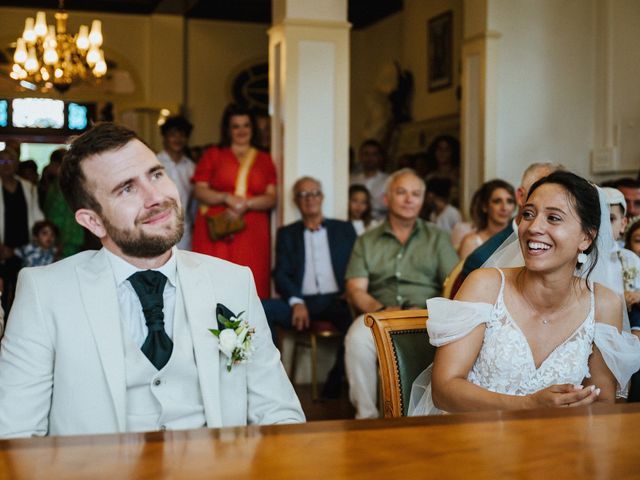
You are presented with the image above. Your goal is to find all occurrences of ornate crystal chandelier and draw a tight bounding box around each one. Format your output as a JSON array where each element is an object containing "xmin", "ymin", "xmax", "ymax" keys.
[{"xmin": 10, "ymin": 0, "xmax": 107, "ymax": 93}]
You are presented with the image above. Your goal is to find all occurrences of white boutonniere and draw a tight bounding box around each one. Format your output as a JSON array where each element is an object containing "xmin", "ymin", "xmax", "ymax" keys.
[{"xmin": 209, "ymin": 303, "xmax": 255, "ymax": 372}]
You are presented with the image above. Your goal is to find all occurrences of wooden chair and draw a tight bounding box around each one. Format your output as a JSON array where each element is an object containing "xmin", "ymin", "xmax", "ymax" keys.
[
  {"xmin": 289, "ymin": 320, "xmax": 344, "ymax": 401},
  {"xmin": 364, "ymin": 309, "xmax": 434, "ymax": 418},
  {"xmin": 442, "ymin": 259, "xmax": 464, "ymax": 299}
]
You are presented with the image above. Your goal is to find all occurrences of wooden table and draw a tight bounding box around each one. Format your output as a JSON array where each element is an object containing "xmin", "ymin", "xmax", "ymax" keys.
[{"xmin": 0, "ymin": 403, "xmax": 638, "ymax": 479}]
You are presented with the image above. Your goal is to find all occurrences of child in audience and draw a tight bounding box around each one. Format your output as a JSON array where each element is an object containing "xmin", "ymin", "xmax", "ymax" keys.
[
  {"xmin": 348, "ymin": 184, "xmax": 379, "ymax": 235},
  {"xmin": 626, "ymin": 217, "xmax": 640, "ymax": 257},
  {"xmin": 14, "ymin": 220, "xmax": 58, "ymax": 268},
  {"xmin": 424, "ymin": 176, "xmax": 462, "ymax": 234},
  {"xmin": 604, "ymin": 188, "xmax": 640, "ymax": 337}
]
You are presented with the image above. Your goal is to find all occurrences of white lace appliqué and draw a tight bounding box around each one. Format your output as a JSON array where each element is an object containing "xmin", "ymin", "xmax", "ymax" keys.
[{"xmin": 467, "ymin": 281, "xmax": 595, "ymax": 396}]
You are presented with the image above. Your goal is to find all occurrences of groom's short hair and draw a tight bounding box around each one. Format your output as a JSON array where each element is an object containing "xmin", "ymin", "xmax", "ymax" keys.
[{"xmin": 59, "ymin": 123, "xmax": 140, "ymax": 213}]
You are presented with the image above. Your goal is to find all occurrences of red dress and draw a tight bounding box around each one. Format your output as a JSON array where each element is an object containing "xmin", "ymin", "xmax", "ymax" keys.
[{"xmin": 191, "ymin": 147, "xmax": 276, "ymax": 299}]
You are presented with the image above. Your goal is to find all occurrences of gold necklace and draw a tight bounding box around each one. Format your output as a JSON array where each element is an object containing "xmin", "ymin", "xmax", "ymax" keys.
[{"xmin": 516, "ymin": 271, "xmax": 578, "ymax": 326}]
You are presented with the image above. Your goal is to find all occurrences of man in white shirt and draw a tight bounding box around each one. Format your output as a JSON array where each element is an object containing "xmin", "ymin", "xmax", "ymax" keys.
[
  {"xmin": 350, "ymin": 140, "xmax": 389, "ymax": 220},
  {"xmin": 157, "ymin": 116, "xmax": 195, "ymax": 250},
  {"xmin": 0, "ymin": 123, "xmax": 304, "ymax": 438}
]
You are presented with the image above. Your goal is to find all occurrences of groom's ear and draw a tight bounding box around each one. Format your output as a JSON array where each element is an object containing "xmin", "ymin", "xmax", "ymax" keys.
[{"xmin": 75, "ymin": 208, "xmax": 107, "ymax": 239}]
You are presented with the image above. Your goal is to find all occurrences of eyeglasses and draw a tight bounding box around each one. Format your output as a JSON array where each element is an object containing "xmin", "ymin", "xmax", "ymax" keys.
[{"xmin": 295, "ymin": 189, "xmax": 322, "ymax": 200}]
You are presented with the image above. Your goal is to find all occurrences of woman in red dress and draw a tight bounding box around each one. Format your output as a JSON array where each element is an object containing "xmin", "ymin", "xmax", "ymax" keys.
[{"xmin": 192, "ymin": 104, "xmax": 277, "ymax": 299}]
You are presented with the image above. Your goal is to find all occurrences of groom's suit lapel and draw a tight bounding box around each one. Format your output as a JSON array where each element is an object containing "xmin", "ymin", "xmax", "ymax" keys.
[
  {"xmin": 176, "ymin": 251, "xmax": 223, "ymax": 428},
  {"xmin": 76, "ymin": 249, "xmax": 127, "ymax": 432}
]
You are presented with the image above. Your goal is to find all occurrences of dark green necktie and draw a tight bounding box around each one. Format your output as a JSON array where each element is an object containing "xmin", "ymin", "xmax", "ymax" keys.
[{"xmin": 128, "ymin": 270, "xmax": 173, "ymax": 370}]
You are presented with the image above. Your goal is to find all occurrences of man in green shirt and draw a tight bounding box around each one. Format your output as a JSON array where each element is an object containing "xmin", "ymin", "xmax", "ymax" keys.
[{"xmin": 344, "ymin": 168, "xmax": 458, "ymax": 418}]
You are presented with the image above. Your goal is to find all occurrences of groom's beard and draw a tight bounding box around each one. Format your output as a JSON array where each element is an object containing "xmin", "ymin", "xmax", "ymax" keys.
[{"xmin": 103, "ymin": 199, "xmax": 185, "ymax": 258}]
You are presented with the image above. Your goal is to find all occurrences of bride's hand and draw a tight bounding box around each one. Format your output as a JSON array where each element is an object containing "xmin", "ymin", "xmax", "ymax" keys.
[{"xmin": 528, "ymin": 384, "xmax": 600, "ymax": 408}]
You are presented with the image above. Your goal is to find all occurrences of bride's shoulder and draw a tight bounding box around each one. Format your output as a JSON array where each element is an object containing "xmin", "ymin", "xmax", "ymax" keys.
[
  {"xmin": 592, "ymin": 282, "xmax": 623, "ymax": 329},
  {"xmin": 455, "ymin": 267, "xmax": 505, "ymax": 304}
]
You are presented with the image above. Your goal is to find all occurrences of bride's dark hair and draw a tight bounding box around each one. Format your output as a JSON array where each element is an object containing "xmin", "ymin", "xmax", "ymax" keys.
[{"xmin": 526, "ymin": 171, "xmax": 601, "ymax": 281}]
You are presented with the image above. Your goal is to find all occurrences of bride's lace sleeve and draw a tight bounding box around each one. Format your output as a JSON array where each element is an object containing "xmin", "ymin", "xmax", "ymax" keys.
[
  {"xmin": 593, "ymin": 323, "xmax": 640, "ymax": 396},
  {"xmin": 427, "ymin": 297, "xmax": 493, "ymax": 346},
  {"xmin": 409, "ymin": 298, "xmax": 493, "ymax": 416}
]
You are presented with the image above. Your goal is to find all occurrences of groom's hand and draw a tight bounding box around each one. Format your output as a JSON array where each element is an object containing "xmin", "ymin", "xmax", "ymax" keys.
[{"xmin": 291, "ymin": 303, "xmax": 310, "ymax": 331}]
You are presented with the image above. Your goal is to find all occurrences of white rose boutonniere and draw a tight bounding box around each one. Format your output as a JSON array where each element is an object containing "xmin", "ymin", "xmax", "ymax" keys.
[{"xmin": 209, "ymin": 303, "xmax": 255, "ymax": 372}]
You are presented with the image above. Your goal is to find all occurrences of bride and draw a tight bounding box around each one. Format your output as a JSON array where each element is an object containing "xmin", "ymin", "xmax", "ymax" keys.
[{"xmin": 409, "ymin": 171, "xmax": 640, "ymax": 415}]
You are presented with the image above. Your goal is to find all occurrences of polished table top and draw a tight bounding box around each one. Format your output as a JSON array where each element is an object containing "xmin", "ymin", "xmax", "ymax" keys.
[{"xmin": 1, "ymin": 403, "xmax": 638, "ymax": 479}]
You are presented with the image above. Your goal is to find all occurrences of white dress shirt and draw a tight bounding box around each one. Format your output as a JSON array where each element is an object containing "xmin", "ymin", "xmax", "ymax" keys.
[
  {"xmin": 105, "ymin": 247, "xmax": 178, "ymax": 346},
  {"xmin": 157, "ymin": 151, "xmax": 195, "ymax": 250},
  {"xmin": 429, "ymin": 204, "xmax": 462, "ymax": 234},
  {"xmin": 289, "ymin": 225, "xmax": 339, "ymax": 306}
]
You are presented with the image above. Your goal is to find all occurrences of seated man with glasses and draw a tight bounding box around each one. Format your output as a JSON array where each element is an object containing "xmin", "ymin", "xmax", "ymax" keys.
[{"xmin": 262, "ymin": 176, "xmax": 357, "ymax": 397}]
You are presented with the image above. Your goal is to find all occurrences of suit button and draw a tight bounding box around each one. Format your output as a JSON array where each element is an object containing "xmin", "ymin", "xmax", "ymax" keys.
[{"xmin": 154, "ymin": 379, "xmax": 161, "ymax": 386}]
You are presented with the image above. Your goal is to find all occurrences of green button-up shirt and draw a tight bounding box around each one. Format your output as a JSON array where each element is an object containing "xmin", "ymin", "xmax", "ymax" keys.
[{"xmin": 345, "ymin": 219, "xmax": 458, "ymax": 308}]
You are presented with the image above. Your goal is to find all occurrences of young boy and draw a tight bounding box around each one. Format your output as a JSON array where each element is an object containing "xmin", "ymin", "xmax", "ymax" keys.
[
  {"xmin": 604, "ymin": 187, "xmax": 640, "ymax": 338},
  {"xmin": 14, "ymin": 220, "xmax": 58, "ymax": 268}
]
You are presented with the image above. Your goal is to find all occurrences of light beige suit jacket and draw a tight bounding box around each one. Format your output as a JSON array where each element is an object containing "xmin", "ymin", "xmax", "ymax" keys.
[{"xmin": 0, "ymin": 249, "xmax": 304, "ymax": 437}]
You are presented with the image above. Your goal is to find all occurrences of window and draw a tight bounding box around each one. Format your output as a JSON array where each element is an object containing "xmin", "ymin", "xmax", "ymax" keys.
[
  {"xmin": 0, "ymin": 98, "xmax": 94, "ymax": 134},
  {"xmin": 68, "ymin": 103, "xmax": 88, "ymax": 130},
  {"xmin": 12, "ymin": 98, "xmax": 65, "ymax": 129},
  {"xmin": 0, "ymin": 101, "xmax": 7, "ymax": 128}
]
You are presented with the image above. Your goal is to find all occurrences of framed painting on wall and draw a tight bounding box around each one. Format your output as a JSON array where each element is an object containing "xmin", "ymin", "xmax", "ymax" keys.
[{"xmin": 427, "ymin": 11, "xmax": 453, "ymax": 92}]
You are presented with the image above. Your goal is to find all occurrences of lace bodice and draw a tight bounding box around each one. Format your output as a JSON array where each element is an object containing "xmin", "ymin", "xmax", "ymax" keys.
[
  {"xmin": 467, "ymin": 269, "xmax": 595, "ymax": 395},
  {"xmin": 409, "ymin": 272, "xmax": 640, "ymax": 416}
]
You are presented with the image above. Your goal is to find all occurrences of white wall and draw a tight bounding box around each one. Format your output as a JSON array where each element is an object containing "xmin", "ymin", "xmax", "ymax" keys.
[
  {"xmin": 488, "ymin": 0, "xmax": 596, "ymax": 186},
  {"xmin": 602, "ymin": 0, "xmax": 640, "ymax": 178},
  {"xmin": 487, "ymin": 0, "xmax": 640, "ymax": 187}
]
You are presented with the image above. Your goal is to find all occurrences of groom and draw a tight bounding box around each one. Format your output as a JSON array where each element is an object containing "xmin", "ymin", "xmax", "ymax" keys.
[{"xmin": 0, "ymin": 123, "xmax": 304, "ymax": 438}]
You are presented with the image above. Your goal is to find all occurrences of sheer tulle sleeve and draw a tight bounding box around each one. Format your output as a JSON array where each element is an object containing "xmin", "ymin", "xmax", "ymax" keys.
[
  {"xmin": 426, "ymin": 297, "xmax": 493, "ymax": 346},
  {"xmin": 594, "ymin": 323, "xmax": 640, "ymax": 397},
  {"xmin": 408, "ymin": 298, "xmax": 493, "ymax": 416}
]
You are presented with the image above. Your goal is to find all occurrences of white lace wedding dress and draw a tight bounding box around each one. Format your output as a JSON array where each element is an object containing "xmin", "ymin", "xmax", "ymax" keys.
[{"xmin": 408, "ymin": 269, "xmax": 640, "ymax": 416}]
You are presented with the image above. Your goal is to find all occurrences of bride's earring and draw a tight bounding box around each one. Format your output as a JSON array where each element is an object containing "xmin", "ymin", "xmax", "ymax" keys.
[{"xmin": 577, "ymin": 250, "xmax": 588, "ymax": 265}]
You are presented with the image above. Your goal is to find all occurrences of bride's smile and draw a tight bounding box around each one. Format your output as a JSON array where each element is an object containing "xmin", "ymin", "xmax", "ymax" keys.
[{"xmin": 518, "ymin": 183, "xmax": 592, "ymax": 270}]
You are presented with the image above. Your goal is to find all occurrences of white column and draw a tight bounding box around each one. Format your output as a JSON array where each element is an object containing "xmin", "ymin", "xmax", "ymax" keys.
[
  {"xmin": 269, "ymin": 0, "xmax": 351, "ymax": 225},
  {"xmin": 460, "ymin": 0, "xmax": 501, "ymax": 214}
]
